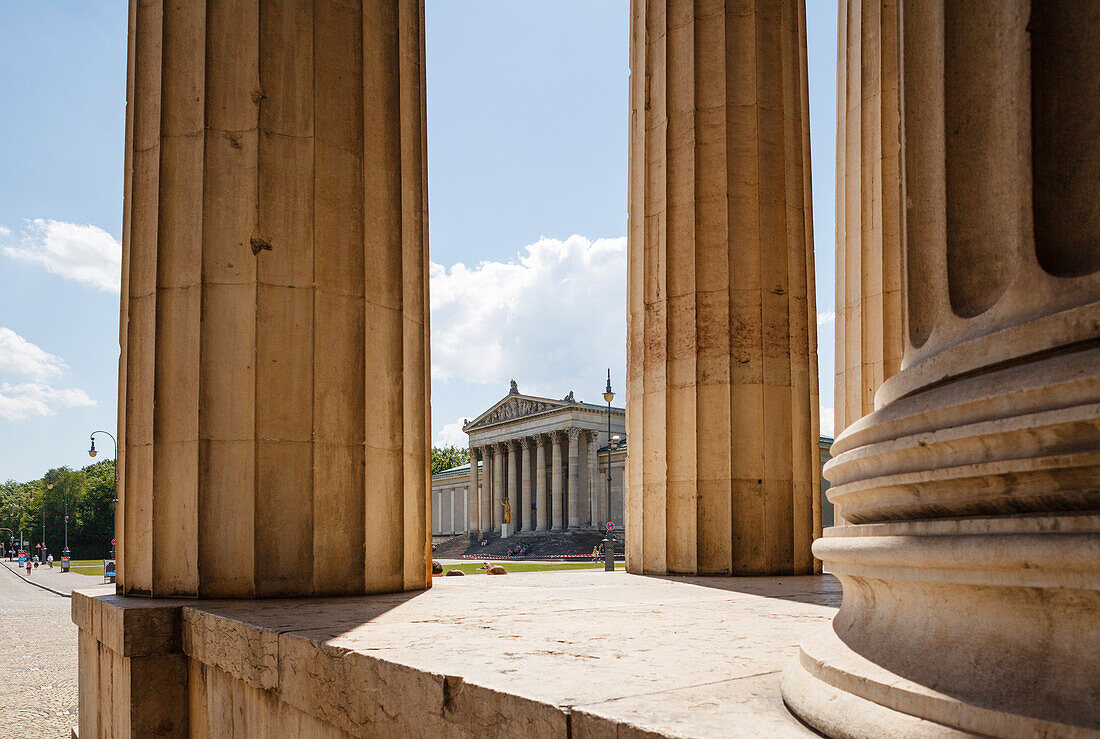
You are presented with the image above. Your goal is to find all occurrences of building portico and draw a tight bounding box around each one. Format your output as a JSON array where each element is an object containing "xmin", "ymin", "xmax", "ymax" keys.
[{"xmin": 463, "ymin": 382, "xmax": 626, "ymax": 537}]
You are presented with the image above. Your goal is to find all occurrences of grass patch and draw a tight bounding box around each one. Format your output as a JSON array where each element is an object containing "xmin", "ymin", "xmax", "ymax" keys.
[
  {"xmin": 436, "ymin": 561, "xmax": 625, "ymax": 576},
  {"xmin": 62, "ymin": 559, "xmax": 106, "ymax": 576}
]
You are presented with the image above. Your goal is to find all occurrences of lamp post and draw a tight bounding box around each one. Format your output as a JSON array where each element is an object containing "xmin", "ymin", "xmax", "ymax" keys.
[
  {"xmin": 89, "ymin": 431, "xmax": 118, "ymax": 559},
  {"xmin": 602, "ymin": 369, "xmax": 616, "ymax": 572}
]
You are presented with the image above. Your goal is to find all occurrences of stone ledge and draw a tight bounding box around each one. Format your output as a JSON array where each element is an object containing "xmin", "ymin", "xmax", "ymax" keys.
[{"xmin": 76, "ymin": 571, "xmax": 841, "ymax": 737}]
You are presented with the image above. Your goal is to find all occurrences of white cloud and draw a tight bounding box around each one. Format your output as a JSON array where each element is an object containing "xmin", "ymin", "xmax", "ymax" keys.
[
  {"xmin": 0, "ymin": 327, "xmax": 97, "ymax": 421},
  {"xmin": 0, "ymin": 382, "xmax": 95, "ymax": 421},
  {"xmin": 820, "ymin": 406, "xmax": 835, "ymax": 437},
  {"xmin": 817, "ymin": 311, "xmax": 835, "ymax": 325},
  {"xmin": 430, "ymin": 234, "xmax": 626, "ymax": 399},
  {"xmin": 0, "ymin": 225, "xmax": 10, "ymax": 236},
  {"xmin": 2, "ymin": 218, "xmax": 121, "ymax": 292},
  {"xmin": 0, "ymin": 327, "xmax": 67, "ymax": 379},
  {"xmin": 436, "ymin": 417, "xmax": 470, "ymax": 448}
]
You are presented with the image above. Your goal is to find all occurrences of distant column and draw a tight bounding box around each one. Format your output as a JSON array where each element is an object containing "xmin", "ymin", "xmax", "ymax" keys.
[
  {"xmin": 492, "ymin": 444, "xmax": 504, "ymax": 533},
  {"xmin": 627, "ymin": 0, "xmax": 819, "ymax": 575},
  {"xmin": 432, "ymin": 489, "xmax": 441, "ymax": 535},
  {"xmin": 468, "ymin": 446, "xmax": 480, "ymax": 533},
  {"xmin": 535, "ymin": 435, "xmax": 548, "ymax": 531},
  {"xmin": 550, "ymin": 433, "xmax": 564, "ymax": 530},
  {"xmin": 113, "ymin": 0, "xmax": 430, "ymax": 598},
  {"xmin": 506, "ymin": 441, "xmax": 518, "ymax": 533},
  {"xmin": 519, "ymin": 438, "xmax": 532, "ymax": 532},
  {"xmin": 587, "ymin": 431, "xmax": 599, "ymax": 526},
  {"xmin": 566, "ymin": 429, "xmax": 582, "ymax": 528},
  {"xmin": 480, "ymin": 446, "xmax": 492, "ymax": 533}
]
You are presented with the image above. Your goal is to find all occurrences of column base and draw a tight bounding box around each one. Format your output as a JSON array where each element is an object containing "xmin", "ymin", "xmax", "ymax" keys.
[
  {"xmin": 501, "ymin": 524, "xmax": 512, "ymax": 539},
  {"xmin": 781, "ymin": 516, "xmax": 1100, "ymax": 737}
]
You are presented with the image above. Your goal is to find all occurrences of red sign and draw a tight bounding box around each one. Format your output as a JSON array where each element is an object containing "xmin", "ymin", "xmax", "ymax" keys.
[
  {"xmin": 606, "ymin": 521, "xmax": 615, "ymax": 531},
  {"xmin": 111, "ymin": 538, "xmax": 116, "ymax": 545}
]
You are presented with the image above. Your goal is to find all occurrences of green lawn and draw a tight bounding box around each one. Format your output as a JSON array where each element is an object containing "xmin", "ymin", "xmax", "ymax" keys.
[
  {"xmin": 436, "ymin": 561, "xmax": 625, "ymax": 576},
  {"xmin": 65, "ymin": 559, "xmax": 107, "ymax": 576}
]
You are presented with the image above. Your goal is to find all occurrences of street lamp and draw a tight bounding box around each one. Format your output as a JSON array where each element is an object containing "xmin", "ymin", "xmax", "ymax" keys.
[
  {"xmin": 602, "ymin": 369, "xmax": 616, "ymax": 572},
  {"xmin": 89, "ymin": 431, "xmax": 119, "ymax": 559}
]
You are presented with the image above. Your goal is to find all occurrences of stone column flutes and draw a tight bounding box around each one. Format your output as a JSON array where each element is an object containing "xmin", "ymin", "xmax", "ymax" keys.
[
  {"xmin": 550, "ymin": 433, "xmax": 563, "ymax": 530},
  {"xmin": 505, "ymin": 442, "xmax": 518, "ymax": 532},
  {"xmin": 566, "ymin": 429, "xmax": 581, "ymax": 528},
  {"xmin": 468, "ymin": 447, "xmax": 480, "ymax": 533},
  {"xmin": 626, "ymin": 0, "xmax": 820, "ymax": 575},
  {"xmin": 535, "ymin": 435, "xmax": 548, "ymax": 531},
  {"xmin": 480, "ymin": 446, "xmax": 493, "ymax": 532},
  {"xmin": 783, "ymin": 2, "xmax": 1100, "ymax": 735},
  {"xmin": 519, "ymin": 438, "xmax": 532, "ymax": 532},
  {"xmin": 115, "ymin": 0, "xmax": 430, "ymax": 598},
  {"xmin": 491, "ymin": 443, "xmax": 504, "ymax": 533}
]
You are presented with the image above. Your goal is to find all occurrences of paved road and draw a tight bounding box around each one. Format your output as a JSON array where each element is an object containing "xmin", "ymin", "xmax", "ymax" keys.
[{"xmin": 0, "ymin": 562, "xmax": 79, "ymax": 738}]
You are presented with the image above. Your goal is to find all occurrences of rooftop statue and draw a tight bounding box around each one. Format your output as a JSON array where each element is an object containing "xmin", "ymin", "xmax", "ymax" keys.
[{"xmin": 509, "ymin": 379, "xmax": 519, "ymax": 395}]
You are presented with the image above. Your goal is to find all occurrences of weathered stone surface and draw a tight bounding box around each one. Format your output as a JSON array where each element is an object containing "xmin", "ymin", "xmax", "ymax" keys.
[
  {"xmin": 785, "ymin": 2, "xmax": 1100, "ymax": 734},
  {"xmin": 486, "ymin": 565, "xmax": 507, "ymax": 576},
  {"xmin": 115, "ymin": 0, "xmax": 430, "ymax": 599},
  {"xmin": 444, "ymin": 570, "xmax": 465, "ymax": 576},
  {"xmin": 75, "ymin": 572, "xmax": 840, "ymax": 737},
  {"xmin": 432, "ymin": 561, "xmax": 443, "ymax": 575},
  {"xmin": 625, "ymin": 0, "xmax": 821, "ymax": 576}
]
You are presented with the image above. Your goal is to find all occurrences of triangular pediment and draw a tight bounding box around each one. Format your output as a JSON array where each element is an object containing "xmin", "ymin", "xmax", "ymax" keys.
[{"xmin": 464, "ymin": 394, "xmax": 571, "ymax": 431}]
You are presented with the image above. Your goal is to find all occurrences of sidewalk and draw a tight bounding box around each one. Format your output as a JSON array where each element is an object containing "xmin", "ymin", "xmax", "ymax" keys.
[{"xmin": 0, "ymin": 559, "xmax": 109, "ymax": 597}]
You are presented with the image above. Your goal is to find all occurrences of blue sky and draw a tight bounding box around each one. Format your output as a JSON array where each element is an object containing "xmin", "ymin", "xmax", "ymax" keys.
[{"xmin": 0, "ymin": 1, "xmax": 837, "ymax": 482}]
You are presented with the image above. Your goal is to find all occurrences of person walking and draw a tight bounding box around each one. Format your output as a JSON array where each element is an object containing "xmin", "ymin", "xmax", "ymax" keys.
[{"xmin": 25, "ymin": 557, "xmax": 32, "ymax": 575}]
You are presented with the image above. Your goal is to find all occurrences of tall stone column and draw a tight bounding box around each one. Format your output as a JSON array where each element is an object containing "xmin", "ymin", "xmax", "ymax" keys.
[
  {"xmin": 550, "ymin": 433, "xmax": 563, "ymax": 530},
  {"xmin": 566, "ymin": 429, "xmax": 582, "ymax": 528},
  {"xmin": 480, "ymin": 446, "xmax": 493, "ymax": 533},
  {"xmin": 491, "ymin": 443, "xmax": 504, "ymax": 533},
  {"xmin": 506, "ymin": 441, "xmax": 518, "ymax": 533},
  {"xmin": 833, "ymin": 0, "xmax": 904, "ymax": 439},
  {"xmin": 626, "ymin": 0, "xmax": 820, "ymax": 575},
  {"xmin": 519, "ymin": 438, "xmax": 532, "ymax": 532},
  {"xmin": 783, "ymin": 2, "xmax": 1100, "ymax": 735},
  {"xmin": 535, "ymin": 435, "xmax": 548, "ymax": 531},
  {"xmin": 587, "ymin": 431, "xmax": 600, "ymax": 526},
  {"xmin": 468, "ymin": 447, "xmax": 480, "ymax": 533},
  {"xmin": 114, "ymin": 0, "xmax": 429, "ymax": 598}
]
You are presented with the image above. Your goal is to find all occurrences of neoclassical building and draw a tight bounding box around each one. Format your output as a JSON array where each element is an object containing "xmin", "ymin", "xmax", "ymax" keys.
[
  {"xmin": 431, "ymin": 382, "xmax": 627, "ymax": 537},
  {"xmin": 432, "ymin": 383, "xmax": 836, "ymax": 537}
]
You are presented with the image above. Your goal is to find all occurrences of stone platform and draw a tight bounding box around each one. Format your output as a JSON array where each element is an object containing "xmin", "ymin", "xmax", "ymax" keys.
[{"xmin": 74, "ymin": 571, "xmax": 841, "ymax": 737}]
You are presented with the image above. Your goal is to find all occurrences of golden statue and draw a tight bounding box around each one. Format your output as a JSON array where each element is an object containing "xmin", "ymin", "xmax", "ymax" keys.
[{"xmin": 501, "ymin": 498, "xmax": 512, "ymax": 525}]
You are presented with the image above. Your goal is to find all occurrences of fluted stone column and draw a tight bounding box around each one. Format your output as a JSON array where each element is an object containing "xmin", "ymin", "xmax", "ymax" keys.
[
  {"xmin": 114, "ymin": 0, "xmax": 429, "ymax": 598},
  {"xmin": 480, "ymin": 446, "xmax": 493, "ymax": 532},
  {"xmin": 491, "ymin": 443, "xmax": 504, "ymax": 533},
  {"xmin": 535, "ymin": 435, "xmax": 548, "ymax": 531},
  {"xmin": 468, "ymin": 447, "xmax": 480, "ymax": 533},
  {"xmin": 626, "ymin": 0, "xmax": 820, "ymax": 575},
  {"xmin": 519, "ymin": 438, "xmax": 532, "ymax": 532},
  {"xmin": 783, "ymin": 3, "xmax": 1100, "ymax": 735},
  {"xmin": 587, "ymin": 431, "xmax": 599, "ymax": 526},
  {"xmin": 833, "ymin": 0, "xmax": 904, "ymax": 439},
  {"xmin": 550, "ymin": 433, "xmax": 563, "ymax": 530},
  {"xmin": 504, "ymin": 441, "xmax": 517, "ymax": 535},
  {"xmin": 566, "ymin": 429, "xmax": 582, "ymax": 528}
]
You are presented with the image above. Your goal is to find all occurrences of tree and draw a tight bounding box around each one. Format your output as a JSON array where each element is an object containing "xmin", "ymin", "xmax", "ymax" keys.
[{"xmin": 431, "ymin": 445, "xmax": 469, "ymax": 474}]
